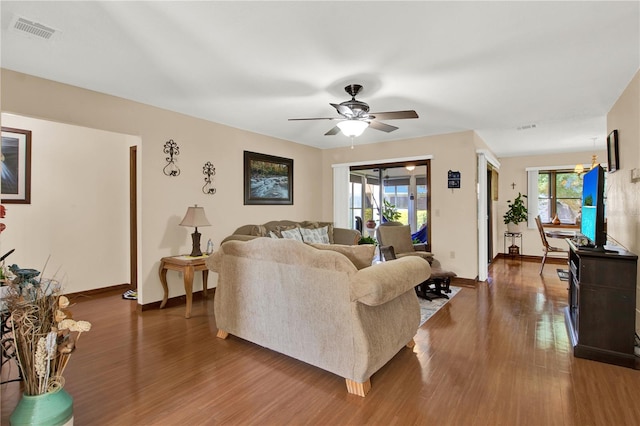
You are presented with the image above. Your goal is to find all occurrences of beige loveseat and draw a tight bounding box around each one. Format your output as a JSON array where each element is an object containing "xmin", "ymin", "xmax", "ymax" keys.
[
  {"xmin": 207, "ymin": 237, "xmax": 431, "ymax": 396},
  {"xmin": 221, "ymin": 220, "xmax": 361, "ymax": 245}
]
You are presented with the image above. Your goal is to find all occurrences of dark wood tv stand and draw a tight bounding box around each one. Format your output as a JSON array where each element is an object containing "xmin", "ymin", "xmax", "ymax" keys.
[{"xmin": 565, "ymin": 240, "xmax": 638, "ymax": 369}]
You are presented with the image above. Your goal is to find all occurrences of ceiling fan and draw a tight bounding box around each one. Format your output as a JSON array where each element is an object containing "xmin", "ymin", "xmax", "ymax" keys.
[{"xmin": 288, "ymin": 84, "xmax": 419, "ymax": 137}]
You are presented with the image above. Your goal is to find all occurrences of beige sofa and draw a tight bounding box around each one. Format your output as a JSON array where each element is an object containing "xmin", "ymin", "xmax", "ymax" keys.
[
  {"xmin": 207, "ymin": 237, "xmax": 431, "ymax": 396},
  {"xmin": 221, "ymin": 220, "xmax": 361, "ymax": 245}
]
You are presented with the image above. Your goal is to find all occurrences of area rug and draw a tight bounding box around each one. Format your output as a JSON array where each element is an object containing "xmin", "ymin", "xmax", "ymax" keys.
[
  {"xmin": 556, "ymin": 269, "xmax": 569, "ymax": 281},
  {"xmin": 419, "ymin": 286, "xmax": 461, "ymax": 326}
]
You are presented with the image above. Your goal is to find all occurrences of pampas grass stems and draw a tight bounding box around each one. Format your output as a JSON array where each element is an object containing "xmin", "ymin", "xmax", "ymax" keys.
[{"xmin": 4, "ymin": 262, "xmax": 91, "ymax": 396}]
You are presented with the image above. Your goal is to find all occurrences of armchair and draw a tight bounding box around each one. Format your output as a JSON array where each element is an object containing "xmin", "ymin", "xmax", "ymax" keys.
[
  {"xmin": 376, "ymin": 222, "xmax": 455, "ymax": 300},
  {"xmin": 376, "ymin": 223, "xmax": 434, "ymax": 263}
]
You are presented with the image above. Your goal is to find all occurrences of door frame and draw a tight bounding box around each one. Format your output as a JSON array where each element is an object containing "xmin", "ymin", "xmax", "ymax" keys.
[
  {"xmin": 129, "ymin": 145, "xmax": 138, "ymax": 290},
  {"xmin": 477, "ymin": 149, "xmax": 500, "ymax": 281},
  {"xmin": 332, "ymin": 154, "xmax": 434, "ymax": 228}
]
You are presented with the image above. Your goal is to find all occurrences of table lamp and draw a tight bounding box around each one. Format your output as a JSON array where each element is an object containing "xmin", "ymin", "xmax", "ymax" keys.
[{"xmin": 179, "ymin": 205, "xmax": 211, "ymax": 256}]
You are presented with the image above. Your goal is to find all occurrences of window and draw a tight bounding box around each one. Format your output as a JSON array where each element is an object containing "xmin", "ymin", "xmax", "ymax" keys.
[
  {"xmin": 348, "ymin": 175, "xmax": 363, "ymax": 228},
  {"xmin": 535, "ymin": 168, "xmax": 606, "ymax": 225},
  {"xmin": 383, "ymin": 177, "xmax": 409, "ymax": 223}
]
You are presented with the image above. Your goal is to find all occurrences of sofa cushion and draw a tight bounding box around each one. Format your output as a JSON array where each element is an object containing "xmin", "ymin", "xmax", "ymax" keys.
[
  {"xmin": 269, "ymin": 224, "xmax": 299, "ymax": 238},
  {"xmin": 280, "ymin": 227, "xmax": 303, "ymax": 241},
  {"xmin": 300, "ymin": 221, "xmax": 335, "ymax": 244},
  {"xmin": 309, "ymin": 243, "xmax": 375, "ymax": 270},
  {"xmin": 299, "ymin": 226, "xmax": 330, "ymax": 244}
]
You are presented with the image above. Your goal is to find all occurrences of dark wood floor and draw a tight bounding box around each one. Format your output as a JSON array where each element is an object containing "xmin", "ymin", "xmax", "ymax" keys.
[{"xmin": 3, "ymin": 258, "xmax": 640, "ymax": 425}]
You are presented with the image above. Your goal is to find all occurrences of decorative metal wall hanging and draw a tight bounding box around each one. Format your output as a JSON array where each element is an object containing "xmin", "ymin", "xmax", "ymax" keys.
[
  {"xmin": 163, "ymin": 139, "xmax": 180, "ymax": 176},
  {"xmin": 202, "ymin": 161, "xmax": 216, "ymax": 195}
]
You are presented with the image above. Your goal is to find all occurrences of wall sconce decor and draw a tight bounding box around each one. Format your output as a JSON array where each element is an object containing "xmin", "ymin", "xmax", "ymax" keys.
[
  {"xmin": 163, "ymin": 139, "xmax": 180, "ymax": 177},
  {"xmin": 202, "ymin": 161, "xmax": 216, "ymax": 195}
]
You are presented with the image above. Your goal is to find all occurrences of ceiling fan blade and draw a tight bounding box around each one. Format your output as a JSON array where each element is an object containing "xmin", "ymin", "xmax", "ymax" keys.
[
  {"xmin": 369, "ymin": 120, "xmax": 398, "ymax": 133},
  {"xmin": 369, "ymin": 110, "xmax": 419, "ymax": 120},
  {"xmin": 330, "ymin": 103, "xmax": 354, "ymax": 117},
  {"xmin": 288, "ymin": 117, "xmax": 337, "ymax": 121},
  {"xmin": 324, "ymin": 126, "xmax": 341, "ymax": 136}
]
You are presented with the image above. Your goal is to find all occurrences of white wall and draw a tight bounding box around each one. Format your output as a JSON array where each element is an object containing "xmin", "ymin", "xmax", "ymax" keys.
[{"xmin": 0, "ymin": 114, "xmax": 134, "ymax": 293}]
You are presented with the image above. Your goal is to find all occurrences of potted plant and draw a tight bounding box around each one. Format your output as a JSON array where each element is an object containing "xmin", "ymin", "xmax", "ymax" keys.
[
  {"xmin": 382, "ymin": 200, "xmax": 401, "ymax": 222},
  {"xmin": 358, "ymin": 235, "xmax": 377, "ymax": 245},
  {"xmin": 503, "ymin": 192, "xmax": 528, "ymax": 232}
]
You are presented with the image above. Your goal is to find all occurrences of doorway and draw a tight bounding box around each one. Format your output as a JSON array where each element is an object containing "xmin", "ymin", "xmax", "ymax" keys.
[
  {"xmin": 487, "ymin": 168, "xmax": 494, "ymax": 263},
  {"xmin": 349, "ymin": 160, "xmax": 431, "ymax": 252}
]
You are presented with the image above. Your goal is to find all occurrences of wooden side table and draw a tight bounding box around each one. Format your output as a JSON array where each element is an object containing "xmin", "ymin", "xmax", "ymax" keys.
[{"xmin": 159, "ymin": 255, "xmax": 209, "ymax": 319}]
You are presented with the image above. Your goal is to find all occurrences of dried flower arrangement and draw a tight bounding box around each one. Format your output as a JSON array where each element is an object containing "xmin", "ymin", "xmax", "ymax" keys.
[{"xmin": 2, "ymin": 266, "xmax": 91, "ymax": 395}]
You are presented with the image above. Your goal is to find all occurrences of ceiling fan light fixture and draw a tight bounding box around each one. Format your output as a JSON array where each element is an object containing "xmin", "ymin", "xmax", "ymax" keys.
[{"xmin": 337, "ymin": 120, "xmax": 368, "ymax": 137}]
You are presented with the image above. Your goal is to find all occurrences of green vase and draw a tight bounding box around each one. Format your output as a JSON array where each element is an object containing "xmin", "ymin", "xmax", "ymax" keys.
[{"xmin": 10, "ymin": 388, "xmax": 73, "ymax": 426}]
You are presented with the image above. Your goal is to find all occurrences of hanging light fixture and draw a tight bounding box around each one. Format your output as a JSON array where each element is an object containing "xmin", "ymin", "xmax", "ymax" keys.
[
  {"xmin": 574, "ymin": 137, "xmax": 599, "ymax": 175},
  {"xmin": 336, "ymin": 119, "xmax": 368, "ymax": 137}
]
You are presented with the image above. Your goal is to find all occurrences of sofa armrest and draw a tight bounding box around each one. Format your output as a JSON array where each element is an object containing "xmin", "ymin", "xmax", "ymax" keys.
[
  {"xmin": 333, "ymin": 227, "xmax": 361, "ymax": 245},
  {"xmin": 350, "ymin": 257, "xmax": 431, "ymax": 306},
  {"xmin": 220, "ymin": 234, "xmax": 259, "ymax": 245}
]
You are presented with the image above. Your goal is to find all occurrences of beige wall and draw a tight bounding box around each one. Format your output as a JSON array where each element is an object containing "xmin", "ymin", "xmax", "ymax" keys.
[
  {"xmin": 1, "ymin": 69, "xmax": 323, "ymax": 304},
  {"xmin": 1, "ymin": 114, "xmax": 133, "ymax": 293},
  {"xmin": 321, "ymin": 131, "xmax": 480, "ymax": 279},
  {"xmin": 606, "ymin": 70, "xmax": 640, "ymax": 331}
]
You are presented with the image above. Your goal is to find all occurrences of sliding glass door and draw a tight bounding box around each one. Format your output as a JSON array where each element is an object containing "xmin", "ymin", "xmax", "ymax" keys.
[{"xmin": 349, "ymin": 160, "xmax": 431, "ymax": 250}]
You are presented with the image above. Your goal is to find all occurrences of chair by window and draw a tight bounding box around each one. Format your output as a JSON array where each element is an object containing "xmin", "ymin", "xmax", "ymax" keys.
[
  {"xmin": 376, "ymin": 222, "xmax": 433, "ymax": 263},
  {"xmin": 377, "ymin": 222, "xmax": 456, "ymax": 300},
  {"xmin": 534, "ymin": 215, "xmax": 569, "ymax": 275}
]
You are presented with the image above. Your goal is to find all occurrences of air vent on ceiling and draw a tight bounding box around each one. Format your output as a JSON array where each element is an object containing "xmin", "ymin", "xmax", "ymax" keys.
[
  {"xmin": 10, "ymin": 16, "xmax": 58, "ymax": 40},
  {"xmin": 516, "ymin": 123, "xmax": 537, "ymax": 131}
]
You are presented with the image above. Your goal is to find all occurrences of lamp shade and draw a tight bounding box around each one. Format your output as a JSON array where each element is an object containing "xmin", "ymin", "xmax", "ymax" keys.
[
  {"xmin": 179, "ymin": 205, "xmax": 210, "ymax": 228},
  {"xmin": 337, "ymin": 120, "xmax": 368, "ymax": 137}
]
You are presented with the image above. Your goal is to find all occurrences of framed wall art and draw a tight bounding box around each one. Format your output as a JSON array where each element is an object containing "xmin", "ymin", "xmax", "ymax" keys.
[
  {"xmin": 1, "ymin": 127, "xmax": 32, "ymax": 204},
  {"xmin": 244, "ymin": 151, "xmax": 293, "ymax": 205},
  {"xmin": 607, "ymin": 129, "xmax": 619, "ymax": 173}
]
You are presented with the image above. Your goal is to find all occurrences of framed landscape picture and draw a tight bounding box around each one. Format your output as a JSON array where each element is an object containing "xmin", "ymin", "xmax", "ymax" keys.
[
  {"xmin": 244, "ymin": 151, "xmax": 293, "ymax": 205},
  {"xmin": 1, "ymin": 127, "xmax": 32, "ymax": 204}
]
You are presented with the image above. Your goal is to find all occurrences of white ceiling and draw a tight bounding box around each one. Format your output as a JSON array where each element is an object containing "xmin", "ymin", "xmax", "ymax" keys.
[{"xmin": 1, "ymin": 1, "xmax": 638, "ymax": 156}]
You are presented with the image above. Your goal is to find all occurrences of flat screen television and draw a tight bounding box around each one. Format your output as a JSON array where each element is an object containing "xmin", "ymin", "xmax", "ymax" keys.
[{"xmin": 580, "ymin": 164, "xmax": 606, "ymax": 250}]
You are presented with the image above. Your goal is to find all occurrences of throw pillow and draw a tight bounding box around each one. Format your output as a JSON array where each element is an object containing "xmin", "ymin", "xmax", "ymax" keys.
[
  {"xmin": 300, "ymin": 221, "xmax": 334, "ymax": 244},
  {"xmin": 270, "ymin": 224, "xmax": 299, "ymax": 238},
  {"xmin": 308, "ymin": 243, "xmax": 375, "ymax": 270},
  {"xmin": 280, "ymin": 227, "xmax": 303, "ymax": 241},
  {"xmin": 299, "ymin": 226, "xmax": 330, "ymax": 244}
]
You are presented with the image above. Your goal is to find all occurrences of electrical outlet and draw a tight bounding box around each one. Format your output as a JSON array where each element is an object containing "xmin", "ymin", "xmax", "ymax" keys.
[{"xmin": 450, "ymin": 251, "xmax": 455, "ymax": 259}]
